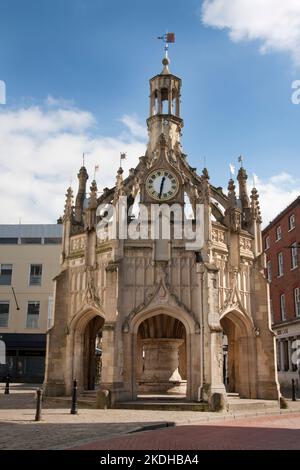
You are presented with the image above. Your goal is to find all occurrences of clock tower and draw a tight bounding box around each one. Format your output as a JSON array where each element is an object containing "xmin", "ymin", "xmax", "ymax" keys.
[
  {"xmin": 140, "ymin": 55, "xmax": 185, "ymax": 206},
  {"xmin": 44, "ymin": 47, "xmax": 280, "ymax": 410}
]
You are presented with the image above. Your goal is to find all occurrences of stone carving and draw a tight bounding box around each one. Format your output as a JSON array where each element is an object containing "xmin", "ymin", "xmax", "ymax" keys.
[{"xmin": 71, "ymin": 236, "xmax": 86, "ymax": 252}]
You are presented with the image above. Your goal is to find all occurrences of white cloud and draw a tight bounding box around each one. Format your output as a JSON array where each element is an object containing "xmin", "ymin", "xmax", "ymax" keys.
[
  {"xmin": 201, "ymin": 0, "xmax": 300, "ymax": 66},
  {"xmin": 254, "ymin": 172, "xmax": 300, "ymax": 226},
  {"xmin": 0, "ymin": 103, "xmax": 146, "ymax": 224},
  {"xmin": 120, "ymin": 114, "xmax": 148, "ymax": 140}
]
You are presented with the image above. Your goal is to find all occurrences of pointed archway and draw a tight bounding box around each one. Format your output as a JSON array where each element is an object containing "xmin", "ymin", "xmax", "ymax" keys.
[
  {"xmin": 136, "ymin": 313, "xmax": 187, "ymax": 397},
  {"xmin": 126, "ymin": 303, "xmax": 199, "ymax": 401},
  {"xmin": 220, "ymin": 309, "xmax": 257, "ymax": 398},
  {"xmin": 68, "ymin": 306, "xmax": 105, "ymax": 392}
]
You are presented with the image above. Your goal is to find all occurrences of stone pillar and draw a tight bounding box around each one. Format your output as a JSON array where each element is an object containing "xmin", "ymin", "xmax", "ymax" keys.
[
  {"xmin": 176, "ymin": 95, "xmax": 180, "ymax": 117},
  {"xmin": 157, "ymin": 90, "xmax": 162, "ymax": 114},
  {"xmin": 209, "ymin": 330, "xmax": 227, "ymax": 396},
  {"xmin": 100, "ymin": 323, "xmax": 116, "ymax": 385},
  {"xmin": 139, "ymin": 338, "xmax": 186, "ymax": 394},
  {"xmin": 150, "ymin": 93, "xmax": 155, "ymax": 117},
  {"xmin": 168, "ymin": 88, "xmax": 172, "ymax": 114}
]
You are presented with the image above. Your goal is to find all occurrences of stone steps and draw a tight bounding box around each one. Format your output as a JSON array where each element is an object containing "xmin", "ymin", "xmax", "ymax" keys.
[
  {"xmin": 115, "ymin": 400, "xmax": 209, "ymax": 412},
  {"xmin": 227, "ymin": 398, "xmax": 279, "ymax": 412},
  {"xmin": 46, "ymin": 393, "xmax": 280, "ymax": 413}
]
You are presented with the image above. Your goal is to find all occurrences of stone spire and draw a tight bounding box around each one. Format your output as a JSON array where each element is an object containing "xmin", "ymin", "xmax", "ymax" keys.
[
  {"xmin": 63, "ymin": 187, "xmax": 74, "ymax": 221},
  {"xmin": 237, "ymin": 162, "xmax": 252, "ymax": 229},
  {"xmin": 227, "ymin": 178, "xmax": 237, "ymax": 208},
  {"xmin": 250, "ymin": 187, "xmax": 262, "ymax": 224},
  {"xmin": 237, "ymin": 164, "xmax": 250, "ymax": 210},
  {"xmin": 250, "ymin": 186, "xmax": 263, "ymax": 255},
  {"xmin": 225, "ymin": 178, "xmax": 242, "ymax": 232},
  {"xmin": 113, "ymin": 167, "xmax": 125, "ymax": 204},
  {"xmin": 88, "ymin": 180, "xmax": 98, "ymax": 210},
  {"xmin": 86, "ymin": 180, "xmax": 98, "ymax": 230},
  {"xmin": 199, "ymin": 167, "xmax": 211, "ymax": 204},
  {"xmin": 74, "ymin": 166, "xmax": 88, "ymax": 224},
  {"xmin": 62, "ymin": 186, "xmax": 74, "ymax": 262}
]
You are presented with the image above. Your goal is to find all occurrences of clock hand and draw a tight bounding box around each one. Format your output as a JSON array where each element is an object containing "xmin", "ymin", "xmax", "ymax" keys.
[{"xmin": 159, "ymin": 176, "xmax": 166, "ymax": 199}]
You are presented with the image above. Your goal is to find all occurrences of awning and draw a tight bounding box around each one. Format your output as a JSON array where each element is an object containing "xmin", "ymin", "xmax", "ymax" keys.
[{"xmin": 0, "ymin": 333, "xmax": 46, "ymax": 349}]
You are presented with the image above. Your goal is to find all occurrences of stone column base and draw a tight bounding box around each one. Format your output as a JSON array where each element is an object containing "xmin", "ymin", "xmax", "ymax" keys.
[{"xmin": 138, "ymin": 380, "xmax": 187, "ymax": 395}]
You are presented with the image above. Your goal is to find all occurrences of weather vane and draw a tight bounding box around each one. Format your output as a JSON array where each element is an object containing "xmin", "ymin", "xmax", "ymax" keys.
[
  {"xmin": 157, "ymin": 32, "xmax": 175, "ymax": 58},
  {"xmin": 238, "ymin": 155, "xmax": 244, "ymax": 167}
]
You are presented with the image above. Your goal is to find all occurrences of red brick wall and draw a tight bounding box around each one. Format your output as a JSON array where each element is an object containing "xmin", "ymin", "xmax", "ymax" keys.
[{"xmin": 263, "ymin": 202, "xmax": 300, "ymax": 325}]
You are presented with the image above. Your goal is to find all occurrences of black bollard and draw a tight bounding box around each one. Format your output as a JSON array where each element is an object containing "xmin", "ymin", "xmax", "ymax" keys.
[
  {"xmin": 292, "ymin": 379, "xmax": 296, "ymax": 401},
  {"xmin": 4, "ymin": 374, "xmax": 10, "ymax": 395},
  {"xmin": 35, "ymin": 388, "xmax": 42, "ymax": 421},
  {"xmin": 70, "ymin": 379, "xmax": 78, "ymax": 415}
]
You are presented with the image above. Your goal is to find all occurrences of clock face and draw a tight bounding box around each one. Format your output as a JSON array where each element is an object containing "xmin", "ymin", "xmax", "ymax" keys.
[{"xmin": 146, "ymin": 169, "xmax": 179, "ymax": 201}]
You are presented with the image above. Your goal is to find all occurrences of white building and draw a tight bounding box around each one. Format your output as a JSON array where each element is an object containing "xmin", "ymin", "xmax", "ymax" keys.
[{"xmin": 0, "ymin": 224, "xmax": 62, "ymax": 382}]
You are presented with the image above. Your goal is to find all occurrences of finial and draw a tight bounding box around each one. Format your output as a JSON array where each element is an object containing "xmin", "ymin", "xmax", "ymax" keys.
[
  {"xmin": 202, "ymin": 167, "xmax": 210, "ymax": 180},
  {"xmin": 161, "ymin": 56, "xmax": 171, "ymax": 74},
  {"xmin": 228, "ymin": 178, "xmax": 236, "ymax": 193},
  {"xmin": 64, "ymin": 186, "xmax": 74, "ymax": 220}
]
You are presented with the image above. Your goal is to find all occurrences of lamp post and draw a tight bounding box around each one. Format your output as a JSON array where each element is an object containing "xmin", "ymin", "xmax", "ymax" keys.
[{"xmin": 4, "ymin": 374, "xmax": 10, "ymax": 394}]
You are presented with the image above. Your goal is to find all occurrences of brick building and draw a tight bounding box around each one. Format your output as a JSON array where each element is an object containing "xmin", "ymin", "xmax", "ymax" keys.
[{"xmin": 262, "ymin": 197, "xmax": 300, "ymax": 389}]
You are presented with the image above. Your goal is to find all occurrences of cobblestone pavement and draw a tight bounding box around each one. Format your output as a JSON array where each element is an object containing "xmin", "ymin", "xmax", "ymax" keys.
[
  {"xmin": 1, "ymin": 385, "xmax": 300, "ymax": 450},
  {"xmin": 72, "ymin": 413, "xmax": 300, "ymax": 450}
]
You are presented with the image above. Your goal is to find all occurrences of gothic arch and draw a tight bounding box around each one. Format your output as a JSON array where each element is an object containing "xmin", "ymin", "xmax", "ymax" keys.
[
  {"xmin": 128, "ymin": 304, "xmax": 196, "ymax": 400},
  {"xmin": 68, "ymin": 304, "xmax": 106, "ymax": 335},
  {"xmin": 129, "ymin": 304, "xmax": 197, "ymax": 337},
  {"xmin": 220, "ymin": 308, "xmax": 257, "ymax": 398},
  {"xmin": 123, "ymin": 278, "xmax": 200, "ymax": 335},
  {"xmin": 220, "ymin": 307, "xmax": 254, "ymax": 337},
  {"xmin": 67, "ymin": 305, "xmax": 105, "ymax": 392}
]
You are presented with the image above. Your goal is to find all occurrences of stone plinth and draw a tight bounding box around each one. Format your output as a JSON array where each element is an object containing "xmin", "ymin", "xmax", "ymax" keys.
[{"xmin": 139, "ymin": 338, "xmax": 186, "ymax": 394}]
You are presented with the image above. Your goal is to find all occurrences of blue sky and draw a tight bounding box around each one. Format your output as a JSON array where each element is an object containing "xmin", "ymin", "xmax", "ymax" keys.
[{"xmin": 0, "ymin": 0, "xmax": 300, "ymax": 224}]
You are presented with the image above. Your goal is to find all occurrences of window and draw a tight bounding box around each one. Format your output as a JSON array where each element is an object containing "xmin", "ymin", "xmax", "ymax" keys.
[
  {"xmin": 265, "ymin": 236, "xmax": 270, "ymax": 250},
  {"xmin": 280, "ymin": 294, "xmax": 286, "ymax": 321},
  {"xmin": 294, "ymin": 288, "xmax": 300, "ymax": 318},
  {"xmin": 289, "ymin": 214, "xmax": 296, "ymax": 231},
  {"xmin": 26, "ymin": 302, "xmax": 40, "ymax": 329},
  {"xmin": 44, "ymin": 238, "xmax": 61, "ymax": 245},
  {"xmin": 276, "ymin": 226, "xmax": 282, "ymax": 241},
  {"xmin": 29, "ymin": 264, "xmax": 42, "ymax": 286},
  {"xmin": 267, "ymin": 260, "xmax": 272, "ymax": 282},
  {"xmin": 21, "ymin": 238, "xmax": 42, "ymax": 244},
  {"xmin": 0, "ymin": 264, "xmax": 12, "ymax": 285},
  {"xmin": 278, "ymin": 252, "xmax": 284, "ymax": 277},
  {"xmin": 0, "ymin": 238, "xmax": 18, "ymax": 245},
  {"xmin": 47, "ymin": 296, "xmax": 54, "ymax": 329},
  {"xmin": 291, "ymin": 243, "xmax": 298, "ymax": 269},
  {"xmin": 0, "ymin": 301, "xmax": 9, "ymax": 327}
]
